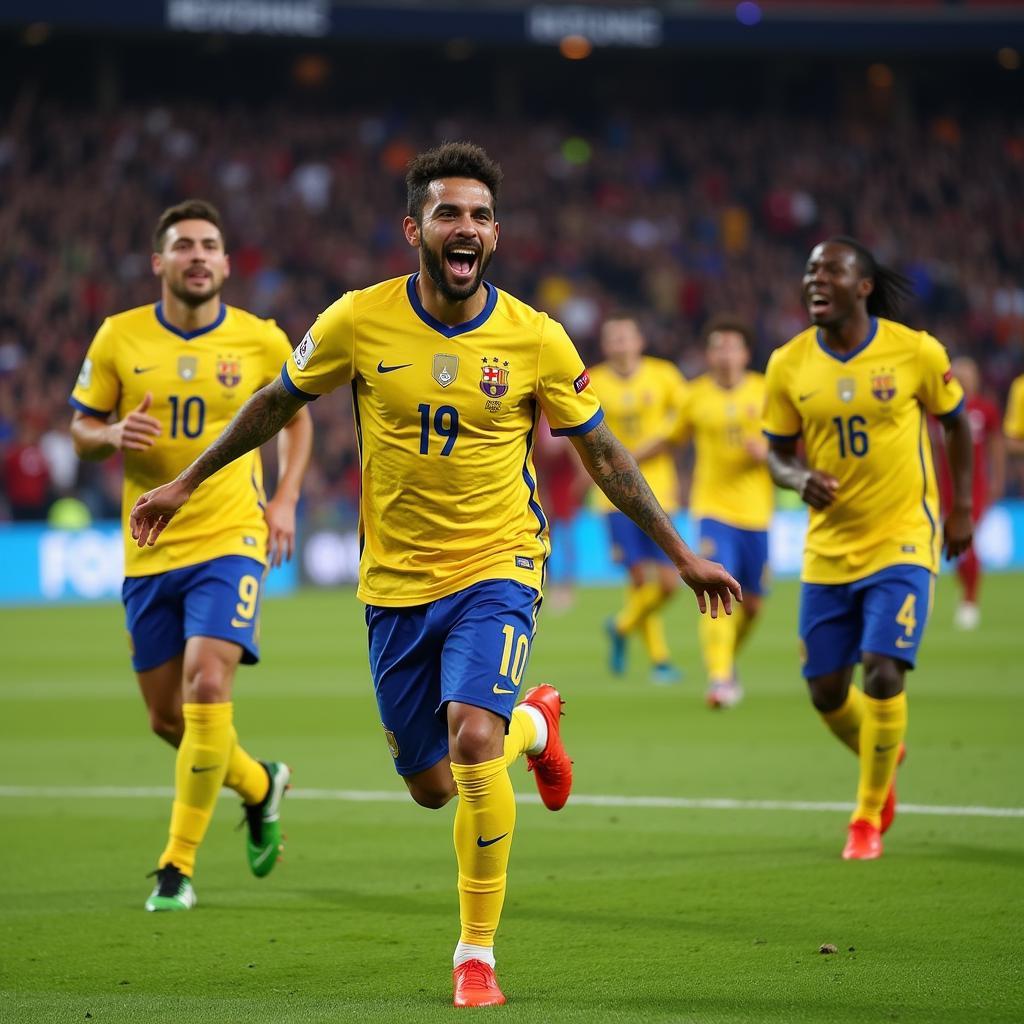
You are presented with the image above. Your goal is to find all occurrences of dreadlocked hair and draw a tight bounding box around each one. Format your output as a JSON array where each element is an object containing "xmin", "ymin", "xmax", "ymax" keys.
[{"xmin": 828, "ymin": 236, "xmax": 915, "ymax": 320}]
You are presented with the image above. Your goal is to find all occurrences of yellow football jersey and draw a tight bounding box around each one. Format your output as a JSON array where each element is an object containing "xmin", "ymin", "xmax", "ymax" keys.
[
  {"xmin": 282, "ymin": 274, "xmax": 602, "ymax": 606},
  {"xmin": 71, "ymin": 303, "xmax": 292, "ymax": 576},
  {"xmin": 1004, "ymin": 374, "xmax": 1024, "ymax": 440},
  {"xmin": 587, "ymin": 356, "xmax": 687, "ymax": 512},
  {"xmin": 673, "ymin": 372, "xmax": 773, "ymax": 530},
  {"xmin": 762, "ymin": 317, "xmax": 964, "ymax": 584}
]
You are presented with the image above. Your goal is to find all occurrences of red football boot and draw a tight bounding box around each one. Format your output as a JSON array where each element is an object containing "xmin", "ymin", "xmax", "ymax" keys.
[
  {"xmin": 842, "ymin": 819, "xmax": 883, "ymax": 860},
  {"xmin": 453, "ymin": 959, "xmax": 506, "ymax": 1008},
  {"xmin": 522, "ymin": 685, "xmax": 572, "ymax": 811},
  {"xmin": 879, "ymin": 743, "xmax": 907, "ymax": 835}
]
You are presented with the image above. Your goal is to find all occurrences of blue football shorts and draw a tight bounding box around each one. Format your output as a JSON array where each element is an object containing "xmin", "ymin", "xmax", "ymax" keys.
[
  {"xmin": 365, "ymin": 578, "xmax": 541, "ymax": 777},
  {"xmin": 697, "ymin": 518, "xmax": 770, "ymax": 596},
  {"xmin": 607, "ymin": 511, "xmax": 673, "ymax": 569},
  {"xmin": 122, "ymin": 555, "xmax": 265, "ymax": 672},
  {"xmin": 798, "ymin": 564, "xmax": 934, "ymax": 679}
]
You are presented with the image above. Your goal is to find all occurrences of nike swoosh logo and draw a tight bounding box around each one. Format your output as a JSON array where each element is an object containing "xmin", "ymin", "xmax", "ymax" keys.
[
  {"xmin": 477, "ymin": 833, "xmax": 509, "ymax": 848},
  {"xmin": 231, "ymin": 618, "xmax": 251, "ymax": 628},
  {"xmin": 377, "ymin": 361, "xmax": 413, "ymax": 374},
  {"xmin": 798, "ymin": 391, "xmax": 819, "ymax": 402},
  {"xmin": 134, "ymin": 366, "xmax": 158, "ymax": 375},
  {"xmin": 492, "ymin": 684, "xmax": 516, "ymax": 695},
  {"xmin": 894, "ymin": 638, "xmax": 914, "ymax": 649},
  {"xmin": 190, "ymin": 765, "xmax": 221, "ymax": 773},
  {"xmin": 873, "ymin": 743, "xmax": 899, "ymax": 753}
]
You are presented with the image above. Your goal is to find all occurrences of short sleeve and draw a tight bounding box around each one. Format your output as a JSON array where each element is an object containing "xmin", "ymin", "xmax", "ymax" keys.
[
  {"xmin": 69, "ymin": 318, "xmax": 121, "ymax": 418},
  {"xmin": 1005, "ymin": 376, "xmax": 1024, "ymax": 440},
  {"xmin": 262, "ymin": 321, "xmax": 295, "ymax": 388},
  {"xmin": 536, "ymin": 317, "xmax": 603, "ymax": 436},
  {"xmin": 761, "ymin": 349, "xmax": 802, "ymax": 440},
  {"xmin": 916, "ymin": 333, "xmax": 964, "ymax": 419},
  {"xmin": 281, "ymin": 292, "xmax": 356, "ymax": 400}
]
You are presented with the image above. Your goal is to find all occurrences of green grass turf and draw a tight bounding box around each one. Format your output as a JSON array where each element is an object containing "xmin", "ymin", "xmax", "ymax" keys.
[{"xmin": 1, "ymin": 575, "xmax": 1022, "ymax": 1023}]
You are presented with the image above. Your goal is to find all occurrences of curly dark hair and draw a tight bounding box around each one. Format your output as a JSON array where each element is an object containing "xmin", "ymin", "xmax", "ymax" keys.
[
  {"xmin": 152, "ymin": 199, "xmax": 225, "ymax": 252},
  {"xmin": 405, "ymin": 142, "xmax": 503, "ymax": 221}
]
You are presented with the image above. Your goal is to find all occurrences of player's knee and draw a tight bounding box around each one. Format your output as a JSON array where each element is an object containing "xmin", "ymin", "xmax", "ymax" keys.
[
  {"xmin": 449, "ymin": 715, "xmax": 503, "ymax": 765},
  {"xmin": 863, "ymin": 657, "xmax": 904, "ymax": 699},
  {"xmin": 806, "ymin": 674, "xmax": 847, "ymax": 713},
  {"xmin": 148, "ymin": 710, "xmax": 183, "ymax": 746},
  {"xmin": 183, "ymin": 663, "xmax": 231, "ymax": 704},
  {"xmin": 407, "ymin": 781, "xmax": 455, "ymax": 810}
]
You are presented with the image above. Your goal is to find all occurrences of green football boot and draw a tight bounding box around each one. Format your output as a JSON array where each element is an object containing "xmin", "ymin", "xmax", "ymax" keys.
[
  {"xmin": 244, "ymin": 761, "xmax": 291, "ymax": 878},
  {"xmin": 144, "ymin": 864, "xmax": 196, "ymax": 912}
]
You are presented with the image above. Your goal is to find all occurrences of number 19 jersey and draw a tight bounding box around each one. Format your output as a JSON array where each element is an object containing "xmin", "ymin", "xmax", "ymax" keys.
[
  {"xmin": 282, "ymin": 274, "xmax": 603, "ymax": 606},
  {"xmin": 762, "ymin": 317, "xmax": 964, "ymax": 584}
]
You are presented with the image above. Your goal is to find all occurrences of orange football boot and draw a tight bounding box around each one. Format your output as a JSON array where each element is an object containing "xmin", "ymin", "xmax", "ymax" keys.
[
  {"xmin": 453, "ymin": 959, "xmax": 506, "ymax": 1008},
  {"xmin": 879, "ymin": 743, "xmax": 907, "ymax": 835},
  {"xmin": 842, "ymin": 819, "xmax": 883, "ymax": 860},
  {"xmin": 522, "ymin": 685, "xmax": 572, "ymax": 811}
]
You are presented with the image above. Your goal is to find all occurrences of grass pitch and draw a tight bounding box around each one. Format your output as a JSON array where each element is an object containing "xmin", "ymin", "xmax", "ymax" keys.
[{"xmin": 1, "ymin": 575, "xmax": 1021, "ymax": 1023}]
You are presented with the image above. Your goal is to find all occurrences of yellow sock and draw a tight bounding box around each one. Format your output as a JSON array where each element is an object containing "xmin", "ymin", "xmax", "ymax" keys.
[
  {"xmin": 159, "ymin": 702, "xmax": 234, "ymax": 877},
  {"xmin": 733, "ymin": 605, "xmax": 753, "ymax": 653},
  {"xmin": 503, "ymin": 706, "xmax": 538, "ymax": 768},
  {"xmin": 642, "ymin": 612, "xmax": 670, "ymax": 666},
  {"xmin": 853, "ymin": 693, "xmax": 908, "ymax": 828},
  {"xmin": 820, "ymin": 686, "xmax": 865, "ymax": 755},
  {"xmin": 614, "ymin": 583, "xmax": 649, "ymax": 635},
  {"xmin": 222, "ymin": 728, "xmax": 269, "ymax": 805},
  {"xmin": 698, "ymin": 608, "xmax": 738, "ymax": 681},
  {"xmin": 451, "ymin": 756, "xmax": 516, "ymax": 947}
]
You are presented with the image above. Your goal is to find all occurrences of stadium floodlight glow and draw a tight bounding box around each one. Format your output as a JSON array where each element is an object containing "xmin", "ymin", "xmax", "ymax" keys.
[
  {"xmin": 997, "ymin": 47, "xmax": 1021, "ymax": 71},
  {"xmin": 559, "ymin": 34, "xmax": 593, "ymax": 60},
  {"xmin": 735, "ymin": 2, "xmax": 762, "ymax": 27}
]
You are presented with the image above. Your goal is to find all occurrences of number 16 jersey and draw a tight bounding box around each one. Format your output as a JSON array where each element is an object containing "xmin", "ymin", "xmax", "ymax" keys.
[
  {"xmin": 762, "ymin": 317, "xmax": 964, "ymax": 584},
  {"xmin": 282, "ymin": 274, "xmax": 603, "ymax": 606}
]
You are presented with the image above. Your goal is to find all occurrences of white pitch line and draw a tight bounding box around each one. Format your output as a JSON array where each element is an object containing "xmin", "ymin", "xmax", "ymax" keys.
[{"xmin": 0, "ymin": 785, "xmax": 1021, "ymax": 820}]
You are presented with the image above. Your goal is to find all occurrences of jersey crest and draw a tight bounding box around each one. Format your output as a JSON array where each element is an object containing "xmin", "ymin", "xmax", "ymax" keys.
[
  {"xmin": 871, "ymin": 370, "xmax": 896, "ymax": 402},
  {"xmin": 217, "ymin": 357, "xmax": 242, "ymax": 389},
  {"xmin": 480, "ymin": 357, "xmax": 510, "ymax": 398},
  {"xmin": 178, "ymin": 356, "xmax": 198, "ymax": 381},
  {"xmin": 433, "ymin": 353, "xmax": 459, "ymax": 387},
  {"xmin": 837, "ymin": 377, "xmax": 856, "ymax": 403}
]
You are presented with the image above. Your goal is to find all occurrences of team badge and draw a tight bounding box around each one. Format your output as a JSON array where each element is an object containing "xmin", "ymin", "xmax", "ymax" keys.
[
  {"xmin": 77, "ymin": 358, "xmax": 93, "ymax": 389},
  {"xmin": 837, "ymin": 377, "xmax": 856, "ymax": 403},
  {"xmin": 293, "ymin": 331, "xmax": 316, "ymax": 370},
  {"xmin": 871, "ymin": 370, "xmax": 896, "ymax": 402},
  {"xmin": 217, "ymin": 357, "xmax": 241, "ymax": 388},
  {"xmin": 382, "ymin": 725, "xmax": 400, "ymax": 760},
  {"xmin": 480, "ymin": 356, "xmax": 509, "ymax": 399},
  {"xmin": 433, "ymin": 353, "xmax": 459, "ymax": 387},
  {"xmin": 573, "ymin": 370, "xmax": 590, "ymax": 394},
  {"xmin": 178, "ymin": 356, "xmax": 198, "ymax": 381}
]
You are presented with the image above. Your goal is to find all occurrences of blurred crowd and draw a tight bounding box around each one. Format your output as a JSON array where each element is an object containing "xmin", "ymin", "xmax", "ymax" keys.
[{"xmin": 2, "ymin": 93, "xmax": 1024, "ymax": 522}]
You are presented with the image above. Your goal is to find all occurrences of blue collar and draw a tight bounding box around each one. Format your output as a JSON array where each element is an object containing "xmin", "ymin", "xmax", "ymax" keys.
[
  {"xmin": 406, "ymin": 274, "xmax": 498, "ymax": 338},
  {"xmin": 155, "ymin": 301, "xmax": 227, "ymax": 340},
  {"xmin": 816, "ymin": 317, "xmax": 878, "ymax": 364}
]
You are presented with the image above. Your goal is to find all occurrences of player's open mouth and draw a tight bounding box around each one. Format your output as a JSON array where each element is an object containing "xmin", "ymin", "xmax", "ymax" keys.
[
  {"xmin": 186, "ymin": 270, "xmax": 211, "ymax": 282},
  {"xmin": 445, "ymin": 247, "xmax": 479, "ymax": 278},
  {"xmin": 808, "ymin": 293, "xmax": 831, "ymax": 315}
]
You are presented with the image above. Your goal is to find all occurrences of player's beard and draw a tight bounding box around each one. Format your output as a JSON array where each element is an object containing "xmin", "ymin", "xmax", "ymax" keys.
[
  {"xmin": 422, "ymin": 242, "xmax": 493, "ymax": 304},
  {"xmin": 168, "ymin": 272, "xmax": 223, "ymax": 308}
]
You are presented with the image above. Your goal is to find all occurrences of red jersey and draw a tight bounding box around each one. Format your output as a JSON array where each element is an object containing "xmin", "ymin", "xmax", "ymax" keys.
[{"xmin": 936, "ymin": 395, "xmax": 1000, "ymax": 518}]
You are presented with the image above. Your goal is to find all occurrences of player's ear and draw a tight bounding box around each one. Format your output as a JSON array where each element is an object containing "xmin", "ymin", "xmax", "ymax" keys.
[
  {"xmin": 222, "ymin": 253, "xmax": 231, "ymax": 281},
  {"xmin": 492, "ymin": 220, "xmax": 499, "ymax": 251},
  {"xmin": 403, "ymin": 215, "xmax": 421, "ymax": 249},
  {"xmin": 151, "ymin": 252, "xmax": 163, "ymax": 278},
  {"xmin": 858, "ymin": 276, "xmax": 874, "ymax": 300}
]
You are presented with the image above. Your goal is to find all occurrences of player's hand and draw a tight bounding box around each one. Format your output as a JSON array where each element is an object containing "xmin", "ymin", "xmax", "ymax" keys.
[
  {"xmin": 129, "ymin": 479, "xmax": 193, "ymax": 547},
  {"xmin": 110, "ymin": 392, "xmax": 162, "ymax": 451},
  {"xmin": 678, "ymin": 556, "xmax": 743, "ymax": 618},
  {"xmin": 264, "ymin": 495, "xmax": 297, "ymax": 567},
  {"xmin": 943, "ymin": 507, "xmax": 974, "ymax": 560},
  {"xmin": 800, "ymin": 469, "xmax": 839, "ymax": 510}
]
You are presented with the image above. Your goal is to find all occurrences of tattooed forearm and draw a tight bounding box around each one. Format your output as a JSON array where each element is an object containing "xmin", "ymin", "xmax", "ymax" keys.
[
  {"xmin": 179, "ymin": 377, "xmax": 307, "ymax": 491},
  {"xmin": 570, "ymin": 421, "xmax": 683, "ymax": 551}
]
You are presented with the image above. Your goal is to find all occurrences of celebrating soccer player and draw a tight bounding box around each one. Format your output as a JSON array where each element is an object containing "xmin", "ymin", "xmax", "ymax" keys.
[
  {"xmin": 762, "ymin": 237, "xmax": 972, "ymax": 861},
  {"xmin": 640, "ymin": 316, "xmax": 773, "ymax": 708},
  {"xmin": 1004, "ymin": 372, "xmax": 1024, "ymax": 456},
  {"xmin": 69, "ymin": 200, "xmax": 313, "ymax": 910},
  {"xmin": 127, "ymin": 143, "xmax": 741, "ymax": 1006},
  {"xmin": 589, "ymin": 314, "xmax": 688, "ymax": 684}
]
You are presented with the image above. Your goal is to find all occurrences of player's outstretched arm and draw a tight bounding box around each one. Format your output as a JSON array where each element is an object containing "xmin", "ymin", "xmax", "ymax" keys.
[
  {"xmin": 766, "ymin": 436, "xmax": 838, "ymax": 510},
  {"xmin": 130, "ymin": 377, "xmax": 307, "ymax": 547},
  {"xmin": 70, "ymin": 392, "xmax": 162, "ymax": 461},
  {"xmin": 570, "ymin": 420, "xmax": 741, "ymax": 617},
  {"xmin": 940, "ymin": 406, "xmax": 974, "ymax": 559}
]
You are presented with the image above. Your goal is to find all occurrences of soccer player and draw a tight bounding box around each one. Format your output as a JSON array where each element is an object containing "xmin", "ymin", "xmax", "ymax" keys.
[
  {"xmin": 69, "ymin": 200, "xmax": 313, "ymax": 910},
  {"xmin": 589, "ymin": 315, "xmax": 688, "ymax": 684},
  {"xmin": 762, "ymin": 237, "xmax": 972, "ymax": 861},
  {"xmin": 642, "ymin": 317, "xmax": 773, "ymax": 708},
  {"xmin": 936, "ymin": 357, "xmax": 1005, "ymax": 630},
  {"xmin": 1004, "ymin": 373, "xmax": 1024, "ymax": 455},
  {"xmin": 128, "ymin": 143, "xmax": 741, "ymax": 1006}
]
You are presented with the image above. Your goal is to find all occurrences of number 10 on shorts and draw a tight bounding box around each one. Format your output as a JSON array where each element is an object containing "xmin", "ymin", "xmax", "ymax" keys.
[{"xmin": 498, "ymin": 624, "xmax": 530, "ymax": 688}]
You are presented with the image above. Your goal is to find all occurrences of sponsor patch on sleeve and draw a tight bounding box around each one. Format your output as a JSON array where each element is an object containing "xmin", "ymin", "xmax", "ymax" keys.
[
  {"xmin": 293, "ymin": 331, "xmax": 317, "ymax": 370},
  {"xmin": 573, "ymin": 370, "xmax": 590, "ymax": 394},
  {"xmin": 77, "ymin": 357, "xmax": 93, "ymax": 389},
  {"xmin": 943, "ymin": 368, "xmax": 953, "ymax": 384}
]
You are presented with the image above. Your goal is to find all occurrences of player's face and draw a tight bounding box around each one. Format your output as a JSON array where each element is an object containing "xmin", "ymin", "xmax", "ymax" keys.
[
  {"xmin": 600, "ymin": 319, "xmax": 644, "ymax": 370},
  {"xmin": 152, "ymin": 220, "xmax": 230, "ymax": 307},
  {"xmin": 802, "ymin": 242, "xmax": 871, "ymax": 327},
  {"xmin": 407, "ymin": 178, "xmax": 498, "ymax": 303},
  {"xmin": 706, "ymin": 330, "xmax": 749, "ymax": 380}
]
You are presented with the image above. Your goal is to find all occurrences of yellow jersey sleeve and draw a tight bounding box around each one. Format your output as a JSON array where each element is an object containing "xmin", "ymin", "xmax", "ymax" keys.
[
  {"xmin": 282, "ymin": 292, "xmax": 355, "ymax": 399},
  {"xmin": 762, "ymin": 348, "xmax": 801, "ymax": 439},
  {"xmin": 915, "ymin": 332, "xmax": 964, "ymax": 418},
  {"xmin": 1003, "ymin": 374, "xmax": 1024, "ymax": 440},
  {"xmin": 70, "ymin": 318, "xmax": 121, "ymax": 418},
  {"xmin": 537, "ymin": 318, "xmax": 603, "ymax": 435}
]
